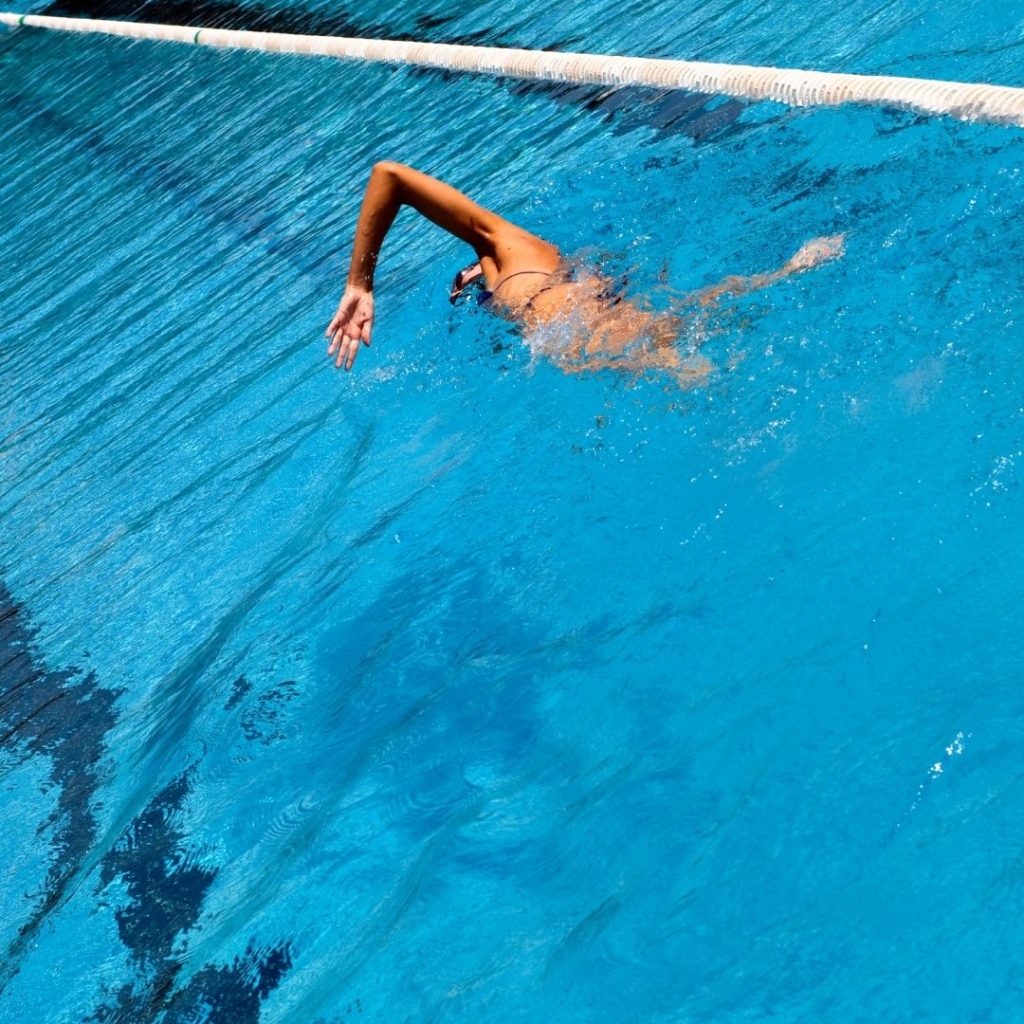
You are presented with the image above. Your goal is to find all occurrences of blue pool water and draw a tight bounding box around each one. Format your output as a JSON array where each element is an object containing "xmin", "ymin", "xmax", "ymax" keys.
[{"xmin": 3, "ymin": 2, "xmax": 1024, "ymax": 1020}]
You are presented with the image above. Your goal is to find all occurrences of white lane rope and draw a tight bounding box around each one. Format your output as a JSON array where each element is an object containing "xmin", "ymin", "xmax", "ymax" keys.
[{"xmin": 4, "ymin": 12, "xmax": 1024, "ymax": 128}]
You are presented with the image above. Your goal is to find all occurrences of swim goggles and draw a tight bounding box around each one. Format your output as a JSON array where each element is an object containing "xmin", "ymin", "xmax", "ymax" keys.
[{"xmin": 449, "ymin": 261, "xmax": 493, "ymax": 306}]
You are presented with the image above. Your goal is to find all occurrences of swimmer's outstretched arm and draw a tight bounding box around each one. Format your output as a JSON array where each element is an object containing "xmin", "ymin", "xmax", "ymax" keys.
[
  {"xmin": 327, "ymin": 161, "xmax": 558, "ymax": 370},
  {"xmin": 690, "ymin": 234, "xmax": 846, "ymax": 308}
]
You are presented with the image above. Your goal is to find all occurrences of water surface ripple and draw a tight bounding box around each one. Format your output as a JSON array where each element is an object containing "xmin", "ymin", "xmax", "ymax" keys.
[{"xmin": 3, "ymin": 3, "xmax": 1024, "ymax": 1021}]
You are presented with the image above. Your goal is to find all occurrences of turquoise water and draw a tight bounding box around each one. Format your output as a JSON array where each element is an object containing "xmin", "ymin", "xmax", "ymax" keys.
[{"xmin": 3, "ymin": 4, "xmax": 1024, "ymax": 1021}]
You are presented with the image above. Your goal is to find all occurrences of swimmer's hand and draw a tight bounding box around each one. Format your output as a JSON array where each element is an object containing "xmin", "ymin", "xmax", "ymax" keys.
[
  {"xmin": 784, "ymin": 234, "xmax": 846, "ymax": 274},
  {"xmin": 326, "ymin": 285, "xmax": 374, "ymax": 371}
]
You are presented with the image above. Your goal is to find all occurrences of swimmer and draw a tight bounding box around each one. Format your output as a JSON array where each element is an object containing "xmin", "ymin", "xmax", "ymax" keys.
[{"xmin": 326, "ymin": 161, "xmax": 844, "ymax": 382}]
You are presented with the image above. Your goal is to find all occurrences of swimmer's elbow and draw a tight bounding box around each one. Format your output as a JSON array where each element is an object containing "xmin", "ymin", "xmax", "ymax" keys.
[
  {"xmin": 369, "ymin": 161, "xmax": 433, "ymax": 211},
  {"xmin": 371, "ymin": 160, "xmax": 406, "ymax": 181},
  {"xmin": 369, "ymin": 161, "xmax": 407, "ymax": 196}
]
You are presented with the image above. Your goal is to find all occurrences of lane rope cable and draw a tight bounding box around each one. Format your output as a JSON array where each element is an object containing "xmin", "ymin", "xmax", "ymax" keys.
[{"xmin": 3, "ymin": 12, "xmax": 1024, "ymax": 127}]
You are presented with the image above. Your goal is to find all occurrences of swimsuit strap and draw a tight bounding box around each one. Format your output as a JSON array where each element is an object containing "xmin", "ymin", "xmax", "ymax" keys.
[
  {"xmin": 477, "ymin": 269, "xmax": 554, "ymax": 308},
  {"xmin": 489, "ymin": 269, "xmax": 553, "ymax": 295}
]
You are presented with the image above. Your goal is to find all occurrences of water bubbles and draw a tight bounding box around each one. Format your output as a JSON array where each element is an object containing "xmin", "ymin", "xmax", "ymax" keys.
[
  {"xmin": 925, "ymin": 731, "xmax": 968, "ymax": 779},
  {"xmin": 904, "ymin": 730, "xmax": 971, "ymax": 817},
  {"xmin": 971, "ymin": 449, "xmax": 1022, "ymax": 498}
]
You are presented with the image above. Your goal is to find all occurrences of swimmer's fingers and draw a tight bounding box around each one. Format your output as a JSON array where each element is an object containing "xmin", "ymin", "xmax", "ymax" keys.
[
  {"xmin": 325, "ymin": 310, "xmax": 341, "ymax": 340},
  {"xmin": 326, "ymin": 286, "xmax": 374, "ymax": 372},
  {"xmin": 336, "ymin": 328, "xmax": 371, "ymax": 371},
  {"xmin": 334, "ymin": 333, "xmax": 356, "ymax": 370},
  {"xmin": 327, "ymin": 324, "xmax": 363, "ymax": 370},
  {"xmin": 326, "ymin": 325, "xmax": 351, "ymax": 367}
]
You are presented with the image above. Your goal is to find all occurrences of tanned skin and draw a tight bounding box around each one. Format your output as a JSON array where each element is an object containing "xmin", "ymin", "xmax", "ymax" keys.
[{"xmin": 327, "ymin": 162, "xmax": 844, "ymax": 382}]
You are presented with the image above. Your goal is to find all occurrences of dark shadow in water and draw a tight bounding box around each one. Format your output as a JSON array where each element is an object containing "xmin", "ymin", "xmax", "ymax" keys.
[
  {"xmin": 223, "ymin": 672, "xmax": 253, "ymax": 711},
  {"xmin": 0, "ymin": 580, "xmax": 122, "ymax": 991},
  {"xmin": 88, "ymin": 767, "xmax": 292, "ymax": 1023},
  {"xmin": 239, "ymin": 678, "xmax": 298, "ymax": 744},
  {"xmin": 506, "ymin": 78, "xmax": 750, "ymax": 143},
  {"xmin": 36, "ymin": 0, "xmax": 752, "ymax": 146},
  {"xmin": 37, "ymin": 0, "xmax": 520, "ymax": 46},
  {"xmin": 0, "ymin": 583, "xmax": 292, "ymax": 1018}
]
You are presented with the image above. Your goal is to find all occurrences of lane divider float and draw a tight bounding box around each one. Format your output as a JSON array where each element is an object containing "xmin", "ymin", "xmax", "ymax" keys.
[{"xmin": 3, "ymin": 12, "xmax": 1024, "ymax": 127}]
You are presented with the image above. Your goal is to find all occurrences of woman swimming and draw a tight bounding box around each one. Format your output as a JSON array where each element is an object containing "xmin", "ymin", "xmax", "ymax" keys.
[{"xmin": 326, "ymin": 161, "xmax": 844, "ymax": 381}]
